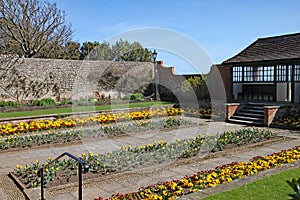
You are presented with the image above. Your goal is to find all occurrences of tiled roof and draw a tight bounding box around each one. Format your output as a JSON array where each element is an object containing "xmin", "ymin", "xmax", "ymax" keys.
[{"xmin": 223, "ymin": 32, "xmax": 300, "ymax": 64}]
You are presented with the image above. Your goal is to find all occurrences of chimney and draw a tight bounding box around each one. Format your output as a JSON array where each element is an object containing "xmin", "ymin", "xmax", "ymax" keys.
[{"xmin": 157, "ymin": 60, "xmax": 163, "ymax": 65}]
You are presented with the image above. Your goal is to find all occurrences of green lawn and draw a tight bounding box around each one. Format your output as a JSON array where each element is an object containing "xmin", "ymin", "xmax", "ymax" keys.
[
  {"xmin": 0, "ymin": 101, "xmax": 172, "ymax": 119},
  {"xmin": 203, "ymin": 167, "xmax": 300, "ymax": 200}
]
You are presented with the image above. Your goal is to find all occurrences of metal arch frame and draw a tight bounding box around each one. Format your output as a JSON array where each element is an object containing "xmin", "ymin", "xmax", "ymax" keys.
[{"xmin": 39, "ymin": 152, "xmax": 89, "ymax": 200}]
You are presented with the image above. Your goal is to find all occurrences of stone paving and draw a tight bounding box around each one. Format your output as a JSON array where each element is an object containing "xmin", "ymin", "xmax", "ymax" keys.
[{"xmin": 0, "ymin": 117, "xmax": 299, "ymax": 200}]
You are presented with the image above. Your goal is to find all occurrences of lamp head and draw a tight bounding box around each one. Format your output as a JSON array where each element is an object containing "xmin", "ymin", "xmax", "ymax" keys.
[{"xmin": 152, "ymin": 50, "xmax": 157, "ymax": 61}]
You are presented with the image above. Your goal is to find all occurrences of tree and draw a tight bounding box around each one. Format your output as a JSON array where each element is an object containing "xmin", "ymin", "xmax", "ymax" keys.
[
  {"xmin": 111, "ymin": 39, "xmax": 131, "ymax": 61},
  {"xmin": 0, "ymin": 0, "xmax": 73, "ymax": 58},
  {"xmin": 80, "ymin": 41, "xmax": 112, "ymax": 60},
  {"xmin": 38, "ymin": 41, "xmax": 80, "ymax": 59},
  {"xmin": 64, "ymin": 41, "xmax": 80, "ymax": 60},
  {"xmin": 80, "ymin": 39, "xmax": 152, "ymax": 62},
  {"xmin": 80, "ymin": 41, "xmax": 100, "ymax": 60},
  {"xmin": 111, "ymin": 39, "xmax": 152, "ymax": 62},
  {"xmin": 63, "ymin": 41, "xmax": 81, "ymax": 60},
  {"xmin": 181, "ymin": 75, "xmax": 210, "ymax": 100}
]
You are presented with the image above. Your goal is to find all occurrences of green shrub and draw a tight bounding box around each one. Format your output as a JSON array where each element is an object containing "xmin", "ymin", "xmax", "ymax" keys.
[
  {"xmin": 30, "ymin": 98, "xmax": 56, "ymax": 106},
  {"xmin": 130, "ymin": 93, "xmax": 144, "ymax": 101},
  {"xmin": 60, "ymin": 99, "xmax": 91, "ymax": 106},
  {"xmin": 0, "ymin": 101, "xmax": 20, "ymax": 107},
  {"xmin": 76, "ymin": 99, "xmax": 90, "ymax": 106},
  {"xmin": 122, "ymin": 93, "xmax": 144, "ymax": 101},
  {"xmin": 60, "ymin": 100, "xmax": 73, "ymax": 105},
  {"xmin": 88, "ymin": 98, "xmax": 98, "ymax": 102}
]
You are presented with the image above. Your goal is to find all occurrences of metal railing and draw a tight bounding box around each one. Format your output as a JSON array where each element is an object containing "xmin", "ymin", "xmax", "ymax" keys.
[{"xmin": 39, "ymin": 152, "xmax": 89, "ymax": 200}]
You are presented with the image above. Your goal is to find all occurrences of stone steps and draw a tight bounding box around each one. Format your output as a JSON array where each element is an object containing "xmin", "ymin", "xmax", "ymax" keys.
[{"xmin": 228, "ymin": 102, "xmax": 267, "ymax": 126}]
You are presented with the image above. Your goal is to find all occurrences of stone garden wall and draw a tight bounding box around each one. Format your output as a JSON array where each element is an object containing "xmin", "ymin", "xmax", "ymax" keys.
[{"xmin": 0, "ymin": 58, "xmax": 154, "ymax": 101}]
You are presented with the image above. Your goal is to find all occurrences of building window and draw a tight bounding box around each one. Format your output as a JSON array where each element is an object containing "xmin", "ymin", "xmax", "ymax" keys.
[
  {"xmin": 295, "ymin": 65, "xmax": 300, "ymax": 82},
  {"xmin": 256, "ymin": 66, "xmax": 264, "ymax": 81},
  {"xmin": 233, "ymin": 66, "xmax": 274, "ymax": 82},
  {"xmin": 233, "ymin": 66, "xmax": 243, "ymax": 82},
  {"xmin": 255, "ymin": 66, "xmax": 274, "ymax": 82},
  {"xmin": 276, "ymin": 65, "xmax": 286, "ymax": 82},
  {"xmin": 244, "ymin": 66, "xmax": 253, "ymax": 82},
  {"xmin": 264, "ymin": 66, "xmax": 274, "ymax": 81}
]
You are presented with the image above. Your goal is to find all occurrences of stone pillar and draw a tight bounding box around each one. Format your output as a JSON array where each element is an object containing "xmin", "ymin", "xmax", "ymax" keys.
[
  {"xmin": 225, "ymin": 103, "xmax": 240, "ymax": 121},
  {"xmin": 264, "ymin": 106, "xmax": 280, "ymax": 126}
]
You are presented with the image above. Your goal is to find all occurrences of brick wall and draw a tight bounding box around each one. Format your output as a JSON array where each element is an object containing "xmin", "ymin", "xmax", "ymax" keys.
[
  {"xmin": 156, "ymin": 61, "xmax": 232, "ymax": 103},
  {"xmin": 206, "ymin": 64, "xmax": 232, "ymax": 100},
  {"xmin": 219, "ymin": 64, "xmax": 232, "ymax": 99},
  {"xmin": 156, "ymin": 61, "xmax": 202, "ymax": 103}
]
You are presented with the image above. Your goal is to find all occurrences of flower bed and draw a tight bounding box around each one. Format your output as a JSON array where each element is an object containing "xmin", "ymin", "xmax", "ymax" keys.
[
  {"xmin": 0, "ymin": 107, "xmax": 184, "ymax": 136},
  {"xmin": 0, "ymin": 117, "xmax": 191, "ymax": 151},
  {"xmin": 94, "ymin": 145, "xmax": 300, "ymax": 200},
  {"xmin": 184, "ymin": 108, "xmax": 224, "ymax": 119},
  {"xmin": 12, "ymin": 128, "xmax": 275, "ymax": 189},
  {"xmin": 184, "ymin": 108, "xmax": 212, "ymax": 118},
  {"xmin": 271, "ymin": 116, "xmax": 300, "ymax": 130}
]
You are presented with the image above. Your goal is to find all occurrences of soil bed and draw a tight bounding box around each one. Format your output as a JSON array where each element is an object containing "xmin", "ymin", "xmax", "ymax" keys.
[
  {"xmin": 10, "ymin": 135, "xmax": 286, "ymax": 191},
  {"xmin": 0, "ymin": 119, "xmax": 195, "ymax": 153}
]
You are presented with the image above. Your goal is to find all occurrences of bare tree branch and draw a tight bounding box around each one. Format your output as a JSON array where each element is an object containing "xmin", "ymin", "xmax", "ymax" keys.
[{"xmin": 0, "ymin": 0, "xmax": 73, "ymax": 57}]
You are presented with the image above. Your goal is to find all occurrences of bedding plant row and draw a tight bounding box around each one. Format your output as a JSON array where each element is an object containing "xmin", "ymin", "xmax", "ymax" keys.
[
  {"xmin": 94, "ymin": 145, "xmax": 300, "ymax": 200},
  {"xmin": 0, "ymin": 117, "xmax": 191, "ymax": 150},
  {"xmin": 13, "ymin": 127, "xmax": 276, "ymax": 189},
  {"xmin": 271, "ymin": 116, "xmax": 300, "ymax": 130},
  {"xmin": 0, "ymin": 107, "xmax": 183, "ymax": 136},
  {"xmin": 183, "ymin": 108, "xmax": 225, "ymax": 119}
]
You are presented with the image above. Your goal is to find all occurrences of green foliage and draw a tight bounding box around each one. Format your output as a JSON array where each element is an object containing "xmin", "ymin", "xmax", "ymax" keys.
[
  {"xmin": 13, "ymin": 127, "xmax": 276, "ymax": 188},
  {"xmin": 80, "ymin": 41, "xmax": 112, "ymax": 60},
  {"xmin": 39, "ymin": 41, "xmax": 81, "ymax": 60},
  {"xmin": 0, "ymin": 117, "xmax": 191, "ymax": 151},
  {"xmin": 56, "ymin": 113, "xmax": 71, "ymax": 119},
  {"xmin": 60, "ymin": 99, "xmax": 91, "ymax": 106},
  {"xmin": 287, "ymin": 178, "xmax": 300, "ymax": 200},
  {"xmin": 215, "ymin": 128, "xmax": 275, "ymax": 151},
  {"xmin": 112, "ymin": 40, "xmax": 152, "ymax": 62},
  {"xmin": 0, "ymin": 101, "xmax": 20, "ymax": 107},
  {"xmin": 0, "ymin": 101, "xmax": 171, "ymax": 119},
  {"xmin": 181, "ymin": 75, "xmax": 210, "ymax": 100},
  {"xmin": 60, "ymin": 99, "xmax": 73, "ymax": 105},
  {"xmin": 80, "ymin": 39, "xmax": 152, "ymax": 62},
  {"xmin": 130, "ymin": 93, "xmax": 144, "ymax": 101},
  {"xmin": 88, "ymin": 97, "xmax": 98, "ymax": 102},
  {"xmin": 122, "ymin": 93, "xmax": 144, "ymax": 101},
  {"xmin": 30, "ymin": 98, "xmax": 56, "ymax": 107}
]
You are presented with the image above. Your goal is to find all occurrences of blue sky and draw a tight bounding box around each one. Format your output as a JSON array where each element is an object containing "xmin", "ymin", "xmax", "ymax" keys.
[{"xmin": 51, "ymin": 0, "xmax": 300, "ymax": 74}]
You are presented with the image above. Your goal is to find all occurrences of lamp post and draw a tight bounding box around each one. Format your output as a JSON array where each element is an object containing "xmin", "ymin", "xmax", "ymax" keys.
[{"xmin": 152, "ymin": 50, "xmax": 159, "ymax": 100}]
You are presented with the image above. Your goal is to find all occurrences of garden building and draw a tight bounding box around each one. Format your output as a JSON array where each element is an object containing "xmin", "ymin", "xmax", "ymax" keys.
[{"xmin": 221, "ymin": 32, "xmax": 300, "ymax": 103}]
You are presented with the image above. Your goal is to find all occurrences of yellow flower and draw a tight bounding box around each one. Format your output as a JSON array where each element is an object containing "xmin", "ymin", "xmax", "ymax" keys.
[{"xmin": 188, "ymin": 182, "xmax": 194, "ymax": 188}]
